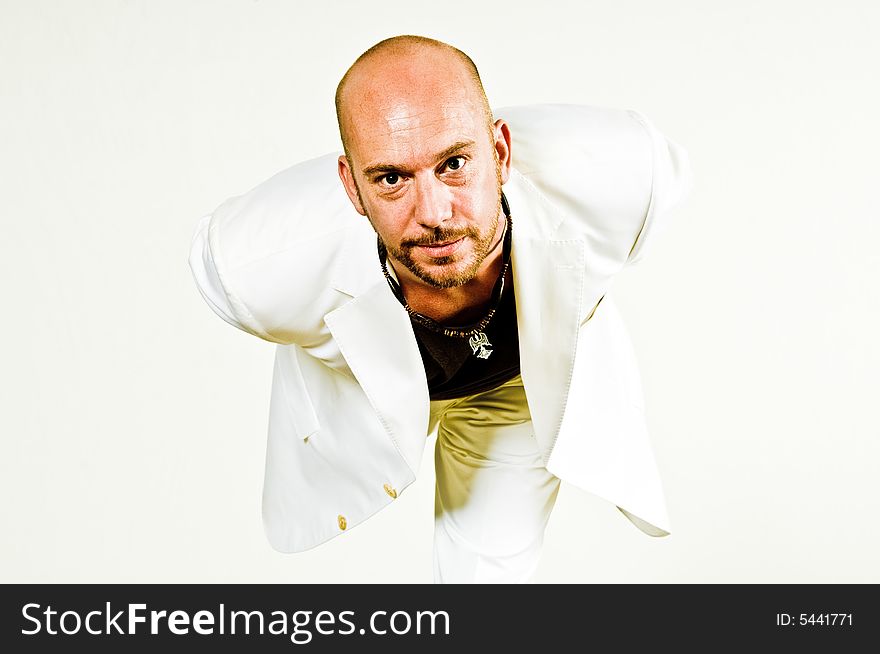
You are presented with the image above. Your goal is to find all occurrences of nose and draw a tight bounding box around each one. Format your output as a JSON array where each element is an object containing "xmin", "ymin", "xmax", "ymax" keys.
[{"xmin": 412, "ymin": 175, "xmax": 453, "ymax": 229}]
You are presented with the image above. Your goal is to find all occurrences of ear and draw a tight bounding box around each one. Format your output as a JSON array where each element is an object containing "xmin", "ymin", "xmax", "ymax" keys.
[
  {"xmin": 337, "ymin": 155, "xmax": 366, "ymax": 216},
  {"xmin": 493, "ymin": 119, "xmax": 512, "ymax": 185}
]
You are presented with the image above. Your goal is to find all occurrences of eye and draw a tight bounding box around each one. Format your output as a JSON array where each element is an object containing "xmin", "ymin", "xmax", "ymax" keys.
[
  {"xmin": 380, "ymin": 172, "xmax": 400, "ymax": 186},
  {"xmin": 443, "ymin": 156, "xmax": 466, "ymax": 172}
]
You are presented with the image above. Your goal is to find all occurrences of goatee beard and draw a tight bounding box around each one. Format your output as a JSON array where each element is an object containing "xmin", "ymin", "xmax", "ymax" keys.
[{"xmin": 381, "ymin": 207, "xmax": 502, "ymax": 289}]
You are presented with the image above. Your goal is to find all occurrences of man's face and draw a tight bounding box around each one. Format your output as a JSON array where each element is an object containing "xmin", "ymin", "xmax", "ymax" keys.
[{"xmin": 337, "ymin": 63, "xmax": 511, "ymax": 289}]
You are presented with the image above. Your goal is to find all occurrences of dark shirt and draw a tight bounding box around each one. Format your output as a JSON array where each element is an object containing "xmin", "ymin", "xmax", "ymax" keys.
[{"xmin": 413, "ymin": 269, "xmax": 520, "ymax": 400}]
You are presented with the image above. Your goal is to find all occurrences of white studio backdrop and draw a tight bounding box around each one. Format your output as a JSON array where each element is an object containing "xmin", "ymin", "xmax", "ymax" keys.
[{"xmin": 1, "ymin": 0, "xmax": 877, "ymax": 583}]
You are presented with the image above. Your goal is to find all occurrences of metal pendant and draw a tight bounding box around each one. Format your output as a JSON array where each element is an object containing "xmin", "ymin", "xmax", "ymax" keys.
[{"xmin": 469, "ymin": 331, "xmax": 493, "ymax": 359}]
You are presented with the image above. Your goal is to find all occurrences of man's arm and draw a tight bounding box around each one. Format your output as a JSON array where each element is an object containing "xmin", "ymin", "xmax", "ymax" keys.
[
  {"xmin": 187, "ymin": 152, "xmax": 361, "ymax": 346},
  {"xmin": 498, "ymin": 103, "xmax": 692, "ymax": 274},
  {"xmin": 188, "ymin": 211, "xmax": 282, "ymax": 343},
  {"xmin": 625, "ymin": 110, "xmax": 693, "ymax": 266}
]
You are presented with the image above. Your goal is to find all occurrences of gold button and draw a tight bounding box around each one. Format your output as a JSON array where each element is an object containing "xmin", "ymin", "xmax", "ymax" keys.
[
  {"xmin": 337, "ymin": 515, "xmax": 347, "ymax": 531},
  {"xmin": 383, "ymin": 484, "xmax": 397, "ymax": 499}
]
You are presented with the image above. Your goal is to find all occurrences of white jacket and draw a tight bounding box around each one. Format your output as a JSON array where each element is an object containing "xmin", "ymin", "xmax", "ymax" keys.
[{"xmin": 188, "ymin": 104, "xmax": 692, "ymax": 553}]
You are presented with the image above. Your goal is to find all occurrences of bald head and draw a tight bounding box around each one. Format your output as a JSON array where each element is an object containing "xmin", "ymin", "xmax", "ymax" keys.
[{"xmin": 335, "ymin": 35, "xmax": 494, "ymax": 160}]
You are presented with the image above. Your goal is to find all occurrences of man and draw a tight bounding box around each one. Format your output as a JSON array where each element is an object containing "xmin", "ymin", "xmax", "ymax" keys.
[{"xmin": 188, "ymin": 35, "xmax": 691, "ymax": 583}]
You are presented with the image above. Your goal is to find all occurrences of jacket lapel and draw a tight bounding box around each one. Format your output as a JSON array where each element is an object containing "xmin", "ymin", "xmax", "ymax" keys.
[
  {"xmin": 505, "ymin": 172, "xmax": 586, "ymax": 461},
  {"xmin": 324, "ymin": 222, "xmax": 430, "ymax": 476}
]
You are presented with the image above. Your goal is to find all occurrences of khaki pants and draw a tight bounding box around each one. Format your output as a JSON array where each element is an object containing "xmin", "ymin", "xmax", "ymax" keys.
[{"xmin": 428, "ymin": 374, "xmax": 561, "ymax": 583}]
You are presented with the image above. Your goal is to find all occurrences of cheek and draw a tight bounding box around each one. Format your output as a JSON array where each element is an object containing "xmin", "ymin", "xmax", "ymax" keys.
[
  {"xmin": 450, "ymin": 190, "xmax": 475, "ymax": 218},
  {"xmin": 369, "ymin": 205, "xmax": 410, "ymax": 241},
  {"xmin": 453, "ymin": 175, "xmax": 496, "ymax": 221}
]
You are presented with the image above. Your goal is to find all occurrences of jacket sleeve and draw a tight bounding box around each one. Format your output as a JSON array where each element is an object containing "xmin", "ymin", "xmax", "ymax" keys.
[
  {"xmin": 624, "ymin": 110, "xmax": 693, "ymax": 266},
  {"xmin": 187, "ymin": 152, "xmax": 364, "ymax": 346},
  {"xmin": 498, "ymin": 104, "xmax": 692, "ymax": 276},
  {"xmin": 188, "ymin": 211, "xmax": 283, "ymax": 343}
]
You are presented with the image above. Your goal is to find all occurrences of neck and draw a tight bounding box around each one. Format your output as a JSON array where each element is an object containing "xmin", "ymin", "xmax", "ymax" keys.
[{"xmin": 390, "ymin": 212, "xmax": 507, "ymax": 324}]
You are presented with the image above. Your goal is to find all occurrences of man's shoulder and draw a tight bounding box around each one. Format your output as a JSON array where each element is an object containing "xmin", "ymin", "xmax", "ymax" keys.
[
  {"xmin": 209, "ymin": 151, "xmax": 362, "ymax": 270},
  {"xmin": 497, "ymin": 103, "xmax": 650, "ymax": 176},
  {"xmin": 499, "ymin": 103, "xmax": 691, "ymax": 270},
  {"xmin": 499, "ymin": 104, "xmax": 655, "ymax": 242}
]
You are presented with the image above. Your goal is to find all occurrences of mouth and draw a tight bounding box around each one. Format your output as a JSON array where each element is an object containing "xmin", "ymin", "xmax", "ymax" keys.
[{"xmin": 414, "ymin": 237, "xmax": 466, "ymax": 258}]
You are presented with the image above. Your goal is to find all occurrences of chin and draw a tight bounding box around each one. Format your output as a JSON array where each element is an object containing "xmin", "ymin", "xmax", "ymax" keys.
[{"xmin": 416, "ymin": 261, "xmax": 480, "ymax": 289}]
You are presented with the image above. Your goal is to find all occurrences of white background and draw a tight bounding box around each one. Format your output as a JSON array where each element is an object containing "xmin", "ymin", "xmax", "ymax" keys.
[{"xmin": 1, "ymin": 0, "xmax": 878, "ymax": 583}]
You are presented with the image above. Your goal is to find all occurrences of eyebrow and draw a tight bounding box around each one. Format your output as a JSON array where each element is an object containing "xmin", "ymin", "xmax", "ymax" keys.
[{"xmin": 361, "ymin": 140, "xmax": 476, "ymax": 178}]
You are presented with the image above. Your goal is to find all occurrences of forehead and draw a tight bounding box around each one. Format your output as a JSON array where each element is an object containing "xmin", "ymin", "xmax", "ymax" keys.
[{"xmin": 342, "ymin": 65, "xmax": 487, "ymax": 168}]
